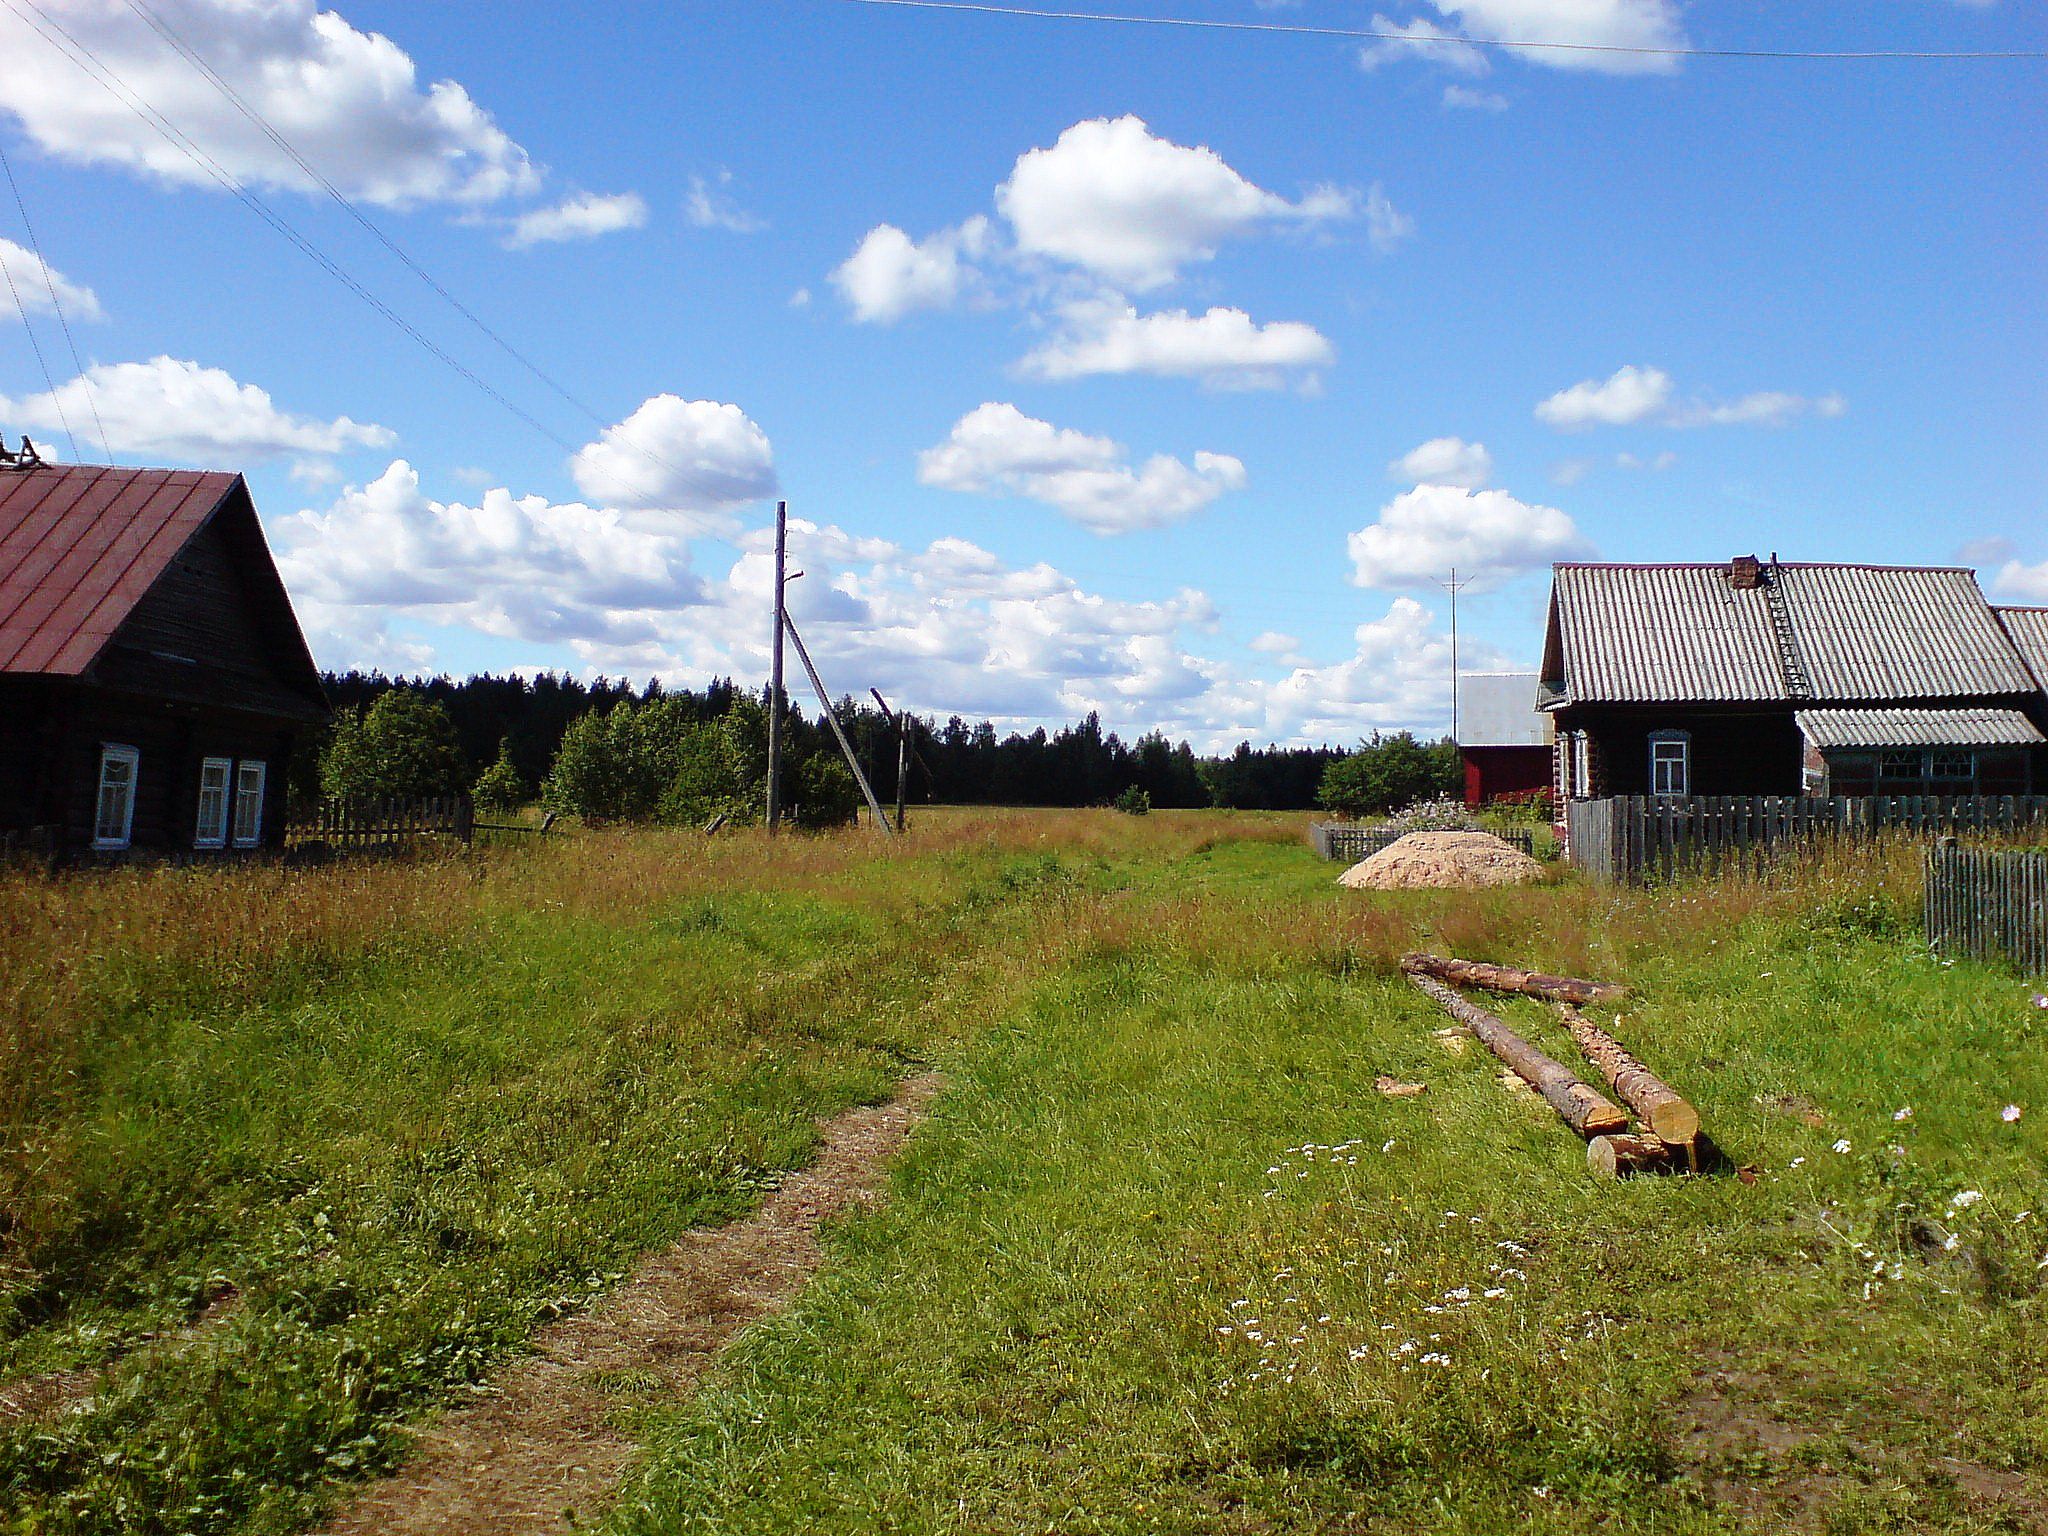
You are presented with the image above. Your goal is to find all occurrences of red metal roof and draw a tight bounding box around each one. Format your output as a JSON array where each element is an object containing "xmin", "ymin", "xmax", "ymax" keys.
[{"xmin": 0, "ymin": 464, "xmax": 240, "ymax": 675}]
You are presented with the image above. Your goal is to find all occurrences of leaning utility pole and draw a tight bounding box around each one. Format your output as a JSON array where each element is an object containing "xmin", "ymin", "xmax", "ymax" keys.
[
  {"xmin": 765, "ymin": 501, "xmax": 788, "ymax": 833},
  {"xmin": 871, "ymin": 688, "xmax": 911, "ymax": 834}
]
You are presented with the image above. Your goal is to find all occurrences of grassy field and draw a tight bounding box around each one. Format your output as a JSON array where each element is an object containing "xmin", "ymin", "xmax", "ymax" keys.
[{"xmin": 2, "ymin": 811, "xmax": 2043, "ymax": 1533}]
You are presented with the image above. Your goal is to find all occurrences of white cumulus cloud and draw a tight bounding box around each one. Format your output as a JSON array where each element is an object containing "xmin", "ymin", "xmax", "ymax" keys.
[
  {"xmin": 1348, "ymin": 482, "xmax": 1591, "ymax": 589},
  {"xmin": 0, "ymin": 0, "xmax": 538, "ymax": 206},
  {"xmin": 0, "ymin": 356, "xmax": 392, "ymax": 463},
  {"xmin": 1993, "ymin": 561, "xmax": 2048, "ymax": 603},
  {"xmin": 568, "ymin": 395, "xmax": 777, "ymax": 525},
  {"xmin": 1390, "ymin": 436, "xmax": 1493, "ymax": 488},
  {"xmin": 1535, "ymin": 364, "xmax": 1674, "ymax": 428},
  {"xmin": 0, "ymin": 237, "xmax": 103, "ymax": 321},
  {"xmin": 1018, "ymin": 301, "xmax": 1334, "ymax": 390},
  {"xmin": 276, "ymin": 460, "xmax": 705, "ymax": 653},
  {"xmin": 1426, "ymin": 0, "xmax": 1687, "ymax": 74},
  {"xmin": 504, "ymin": 190, "xmax": 648, "ymax": 248},
  {"xmin": 917, "ymin": 402, "xmax": 1246, "ymax": 535},
  {"xmin": 1538, "ymin": 366, "xmax": 1848, "ymax": 430},
  {"xmin": 1359, "ymin": 13, "xmax": 1492, "ymax": 74},
  {"xmin": 685, "ymin": 170, "xmax": 765, "ymax": 233},
  {"xmin": 831, "ymin": 217, "xmax": 992, "ymax": 324},
  {"xmin": 995, "ymin": 115, "xmax": 1355, "ymax": 290}
]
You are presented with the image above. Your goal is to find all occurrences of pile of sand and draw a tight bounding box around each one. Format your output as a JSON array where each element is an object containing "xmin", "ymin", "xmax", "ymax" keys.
[{"xmin": 1338, "ymin": 830, "xmax": 1543, "ymax": 890}]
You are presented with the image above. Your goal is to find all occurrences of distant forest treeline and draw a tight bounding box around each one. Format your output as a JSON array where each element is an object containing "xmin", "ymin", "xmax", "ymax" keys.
[{"xmin": 312, "ymin": 671, "xmax": 1361, "ymax": 811}]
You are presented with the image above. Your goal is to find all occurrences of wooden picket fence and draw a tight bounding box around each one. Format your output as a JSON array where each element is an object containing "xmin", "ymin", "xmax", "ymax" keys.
[
  {"xmin": 1310, "ymin": 821, "xmax": 1534, "ymax": 863},
  {"xmin": 286, "ymin": 795, "xmax": 474, "ymax": 851},
  {"xmin": 1565, "ymin": 794, "xmax": 2048, "ymax": 883},
  {"xmin": 1925, "ymin": 842, "xmax": 2048, "ymax": 978}
]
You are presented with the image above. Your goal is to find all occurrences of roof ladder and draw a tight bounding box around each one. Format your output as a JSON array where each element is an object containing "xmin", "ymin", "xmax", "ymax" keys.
[{"xmin": 1761, "ymin": 563, "xmax": 1814, "ymax": 700}]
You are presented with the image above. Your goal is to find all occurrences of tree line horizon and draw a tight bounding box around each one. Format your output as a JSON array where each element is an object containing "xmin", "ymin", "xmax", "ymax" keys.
[{"xmin": 306, "ymin": 669, "xmax": 1462, "ymax": 819}]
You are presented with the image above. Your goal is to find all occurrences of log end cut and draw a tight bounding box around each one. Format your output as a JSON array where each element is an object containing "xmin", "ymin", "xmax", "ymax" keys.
[{"xmin": 1588, "ymin": 1134, "xmax": 1675, "ymax": 1179}]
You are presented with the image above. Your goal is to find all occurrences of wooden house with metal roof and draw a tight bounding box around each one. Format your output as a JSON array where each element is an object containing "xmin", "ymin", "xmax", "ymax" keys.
[
  {"xmin": 0, "ymin": 452, "xmax": 329, "ymax": 858},
  {"xmin": 1539, "ymin": 556, "xmax": 2048, "ymax": 803}
]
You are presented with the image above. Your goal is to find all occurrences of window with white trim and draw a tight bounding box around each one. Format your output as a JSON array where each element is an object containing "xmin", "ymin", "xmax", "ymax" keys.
[
  {"xmin": 194, "ymin": 757, "xmax": 231, "ymax": 848},
  {"xmin": 1649, "ymin": 731, "xmax": 1690, "ymax": 797},
  {"xmin": 232, "ymin": 760, "xmax": 267, "ymax": 847},
  {"xmin": 94, "ymin": 745, "xmax": 140, "ymax": 850}
]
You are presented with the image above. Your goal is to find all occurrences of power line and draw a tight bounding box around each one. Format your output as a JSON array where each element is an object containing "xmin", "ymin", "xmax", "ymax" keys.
[
  {"xmin": 2, "ymin": 0, "xmax": 588, "ymax": 458},
  {"xmin": 111, "ymin": 0, "xmax": 705, "ymax": 505},
  {"xmin": 118, "ymin": 0, "xmax": 612, "ymax": 435},
  {"xmin": 826, "ymin": 0, "xmax": 2048, "ymax": 61},
  {"xmin": 0, "ymin": 138, "xmax": 110, "ymax": 462},
  {"xmin": 0, "ymin": 226, "xmax": 78, "ymax": 459}
]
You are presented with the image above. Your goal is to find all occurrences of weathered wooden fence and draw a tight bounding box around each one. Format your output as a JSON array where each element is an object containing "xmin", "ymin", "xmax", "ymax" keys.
[
  {"xmin": 1925, "ymin": 842, "xmax": 2048, "ymax": 977},
  {"xmin": 1310, "ymin": 821, "xmax": 1535, "ymax": 863},
  {"xmin": 285, "ymin": 795, "xmax": 474, "ymax": 851},
  {"xmin": 1566, "ymin": 794, "xmax": 2048, "ymax": 882}
]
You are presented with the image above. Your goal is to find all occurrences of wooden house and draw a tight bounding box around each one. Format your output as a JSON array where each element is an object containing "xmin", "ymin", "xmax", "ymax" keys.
[
  {"xmin": 1539, "ymin": 557, "xmax": 2048, "ymax": 802},
  {"xmin": 0, "ymin": 459, "xmax": 329, "ymax": 858}
]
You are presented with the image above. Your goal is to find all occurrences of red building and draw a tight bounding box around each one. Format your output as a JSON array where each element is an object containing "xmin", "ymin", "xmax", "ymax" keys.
[{"xmin": 1456, "ymin": 671, "xmax": 1551, "ymax": 808}]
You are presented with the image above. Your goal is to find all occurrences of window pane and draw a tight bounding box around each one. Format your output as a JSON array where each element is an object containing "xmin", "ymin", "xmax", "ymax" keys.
[
  {"xmin": 233, "ymin": 762, "xmax": 266, "ymax": 845},
  {"xmin": 196, "ymin": 759, "xmax": 231, "ymax": 845},
  {"xmin": 1930, "ymin": 751, "xmax": 1973, "ymax": 780},
  {"xmin": 96, "ymin": 749, "xmax": 137, "ymax": 846}
]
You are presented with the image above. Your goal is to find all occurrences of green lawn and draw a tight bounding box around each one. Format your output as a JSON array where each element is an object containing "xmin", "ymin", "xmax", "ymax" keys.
[{"xmin": 2, "ymin": 813, "xmax": 2043, "ymax": 1533}]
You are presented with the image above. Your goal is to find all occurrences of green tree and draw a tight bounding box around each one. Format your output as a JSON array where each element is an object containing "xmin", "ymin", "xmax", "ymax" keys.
[
  {"xmin": 787, "ymin": 752, "xmax": 861, "ymax": 830},
  {"xmin": 1316, "ymin": 732, "xmax": 1460, "ymax": 819},
  {"xmin": 471, "ymin": 738, "xmax": 528, "ymax": 812},
  {"xmin": 320, "ymin": 691, "xmax": 467, "ymax": 801}
]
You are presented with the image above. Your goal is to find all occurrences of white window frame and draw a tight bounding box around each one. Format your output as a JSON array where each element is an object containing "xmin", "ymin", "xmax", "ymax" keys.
[
  {"xmin": 1649, "ymin": 730, "xmax": 1691, "ymax": 797},
  {"xmin": 232, "ymin": 760, "xmax": 267, "ymax": 848},
  {"xmin": 194, "ymin": 757, "xmax": 232, "ymax": 848},
  {"xmin": 1569, "ymin": 731, "xmax": 1593, "ymax": 799},
  {"xmin": 94, "ymin": 744, "xmax": 140, "ymax": 850}
]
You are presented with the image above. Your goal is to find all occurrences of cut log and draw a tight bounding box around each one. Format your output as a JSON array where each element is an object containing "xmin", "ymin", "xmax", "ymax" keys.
[
  {"xmin": 1557, "ymin": 1005, "xmax": 1701, "ymax": 1146},
  {"xmin": 1399, "ymin": 953, "xmax": 1627, "ymax": 1006},
  {"xmin": 1407, "ymin": 974, "xmax": 1628, "ymax": 1137},
  {"xmin": 1588, "ymin": 1133, "xmax": 1675, "ymax": 1178},
  {"xmin": 1375, "ymin": 1075, "xmax": 1428, "ymax": 1098}
]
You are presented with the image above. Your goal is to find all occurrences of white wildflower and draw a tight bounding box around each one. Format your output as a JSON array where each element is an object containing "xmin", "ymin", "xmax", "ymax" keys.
[
  {"xmin": 1950, "ymin": 1189, "xmax": 1983, "ymax": 1209},
  {"xmin": 1833, "ymin": 1139, "xmax": 1852, "ymax": 1154},
  {"xmin": 1893, "ymin": 1106, "xmax": 1913, "ymax": 1122},
  {"xmin": 2002, "ymin": 1104, "xmax": 2024, "ymax": 1123}
]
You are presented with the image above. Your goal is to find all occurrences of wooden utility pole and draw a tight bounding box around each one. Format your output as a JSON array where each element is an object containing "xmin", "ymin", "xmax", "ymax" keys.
[
  {"xmin": 870, "ymin": 688, "xmax": 911, "ymax": 834},
  {"xmin": 766, "ymin": 501, "xmax": 787, "ymax": 834}
]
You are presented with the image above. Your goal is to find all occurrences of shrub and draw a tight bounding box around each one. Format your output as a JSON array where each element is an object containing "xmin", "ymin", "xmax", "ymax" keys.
[
  {"xmin": 471, "ymin": 740, "xmax": 527, "ymax": 812},
  {"xmin": 787, "ymin": 754, "xmax": 861, "ymax": 831},
  {"xmin": 1113, "ymin": 786, "xmax": 1152, "ymax": 816},
  {"xmin": 1316, "ymin": 732, "xmax": 1459, "ymax": 819},
  {"xmin": 320, "ymin": 691, "xmax": 467, "ymax": 802}
]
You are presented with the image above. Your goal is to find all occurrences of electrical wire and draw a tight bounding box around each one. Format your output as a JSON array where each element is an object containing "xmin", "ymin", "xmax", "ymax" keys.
[
  {"xmin": 111, "ymin": 0, "xmax": 704, "ymax": 503},
  {"xmin": 0, "ymin": 224, "xmax": 79, "ymax": 460},
  {"xmin": 0, "ymin": 137, "xmax": 110, "ymax": 462},
  {"xmin": 826, "ymin": 0, "xmax": 2048, "ymax": 61}
]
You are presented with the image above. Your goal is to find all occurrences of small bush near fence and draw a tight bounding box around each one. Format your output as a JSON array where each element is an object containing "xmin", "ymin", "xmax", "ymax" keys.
[{"xmin": 1926, "ymin": 842, "xmax": 2048, "ymax": 978}]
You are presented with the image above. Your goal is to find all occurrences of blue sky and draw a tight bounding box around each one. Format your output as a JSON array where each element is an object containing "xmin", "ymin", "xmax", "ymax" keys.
[{"xmin": 1, "ymin": 0, "xmax": 2042, "ymax": 747}]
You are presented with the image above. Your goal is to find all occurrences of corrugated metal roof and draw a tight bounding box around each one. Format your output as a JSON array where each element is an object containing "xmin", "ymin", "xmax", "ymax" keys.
[
  {"xmin": 1995, "ymin": 606, "xmax": 2048, "ymax": 693},
  {"xmin": 1776, "ymin": 565, "xmax": 2036, "ymax": 699},
  {"xmin": 1456, "ymin": 671, "xmax": 1549, "ymax": 747},
  {"xmin": 1550, "ymin": 562, "xmax": 2037, "ymax": 705},
  {"xmin": 0, "ymin": 464, "xmax": 239, "ymax": 675},
  {"xmin": 1796, "ymin": 708, "xmax": 2045, "ymax": 749}
]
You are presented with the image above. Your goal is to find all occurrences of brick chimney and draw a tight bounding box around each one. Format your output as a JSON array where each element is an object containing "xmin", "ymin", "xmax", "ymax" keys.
[{"xmin": 1728, "ymin": 554, "xmax": 1763, "ymax": 591}]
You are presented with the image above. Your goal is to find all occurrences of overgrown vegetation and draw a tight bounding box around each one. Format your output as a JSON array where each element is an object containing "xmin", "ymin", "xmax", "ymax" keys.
[
  {"xmin": 2, "ymin": 817, "xmax": 2041, "ymax": 1534},
  {"xmin": 1317, "ymin": 730, "xmax": 1462, "ymax": 818}
]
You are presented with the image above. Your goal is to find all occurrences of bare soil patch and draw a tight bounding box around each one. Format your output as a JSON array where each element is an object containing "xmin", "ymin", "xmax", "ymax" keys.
[
  {"xmin": 316, "ymin": 1073, "xmax": 942, "ymax": 1536},
  {"xmin": 1674, "ymin": 1363, "xmax": 2045, "ymax": 1532}
]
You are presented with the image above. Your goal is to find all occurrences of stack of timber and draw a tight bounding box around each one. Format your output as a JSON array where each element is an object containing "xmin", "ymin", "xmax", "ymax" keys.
[{"xmin": 1401, "ymin": 953, "xmax": 1705, "ymax": 1178}]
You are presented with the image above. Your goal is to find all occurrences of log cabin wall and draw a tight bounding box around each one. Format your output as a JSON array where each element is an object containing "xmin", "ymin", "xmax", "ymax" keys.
[{"xmin": 1563, "ymin": 707, "xmax": 1805, "ymax": 797}]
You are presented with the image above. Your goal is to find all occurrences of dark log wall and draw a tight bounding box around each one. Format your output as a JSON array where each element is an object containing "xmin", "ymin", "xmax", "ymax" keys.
[
  {"xmin": 42, "ymin": 688, "xmax": 297, "ymax": 855},
  {"xmin": 1560, "ymin": 708, "xmax": 1804, "ymax": 796},
  {"xmin": 0, "ymin": 678, "xmax": 52, "ymax": 837}
]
